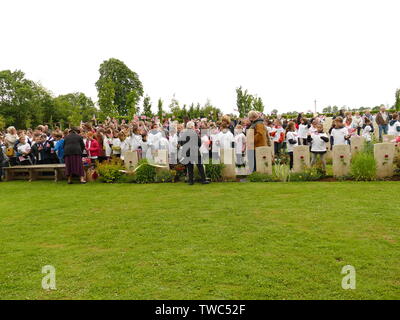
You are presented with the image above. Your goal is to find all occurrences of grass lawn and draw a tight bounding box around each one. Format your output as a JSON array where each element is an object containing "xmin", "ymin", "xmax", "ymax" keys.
[{"xmin": 0, "ymin": 181, "xmax": 399, "ymax": 300}]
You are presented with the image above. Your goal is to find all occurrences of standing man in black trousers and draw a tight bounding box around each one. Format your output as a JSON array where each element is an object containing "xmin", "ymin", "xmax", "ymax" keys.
[{"xmin": 178, "ymin": 121, "xmax": 210, "ymax": 185}]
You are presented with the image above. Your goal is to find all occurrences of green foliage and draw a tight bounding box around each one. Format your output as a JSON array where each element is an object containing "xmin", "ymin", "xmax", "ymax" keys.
[
  {"xmin": 96, "ymin": 158, "xmax": 125, "ymax": 183},
  {"xmin": 0, "ymin": 115, "xmax": 5, "ymax": 130},
  {"xmin": 135, "ymin": 159, "xmax": 156, "ymax": 184},
  {"xmin": 96, "ymin": 58, "xmax": 143, "ymax": 117},
  {"xmin": 142, "ymin": 95, "xmax": 153, "ymax": 118},
  {"xmin": 289, "ymin": 168, "xmax": 323, "ymax": 182},
  {"xmin": 236, "ymin": 86, "xmax": 264, "ymax": 117},
  {"xmin": 155, "ymin": 170, "xmax": 174, "ymax": 183},
  {"xmin": 350, "ymin": 151, "xmax": 377, "ymax": 181},
  {"xmin": 272, "ymin": 164, "xmax": 290, "ymax": 182},
  {"xmin": 205, "ymin": 162, "xmax": 225, "ymax": 182},
  {"xmin": 247, "ymin": 172, "xmax": 274, "ymax": 182},
  {"xmin": 119, "ymin": 173, "xmax": 137, "ymax": 183},
  {"xmin": 395, "ymin": 88, "xmax": 400, "ymax": 111}
]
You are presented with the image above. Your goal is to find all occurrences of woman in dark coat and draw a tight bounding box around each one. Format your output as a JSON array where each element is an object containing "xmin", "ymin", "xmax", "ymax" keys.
[{"xmin": 63, "ymin": 127, "xmax": 86, "ymax": 184}]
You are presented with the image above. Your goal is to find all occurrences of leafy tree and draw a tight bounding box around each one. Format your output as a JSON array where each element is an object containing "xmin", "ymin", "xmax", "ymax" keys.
[
  {"xmin": 96, "ymin": 58, "xmax": 143, "ymax": 117},
  {"xmin": 142, "ymin": 95, "xmax": 152, "ymax": 118},
  {"xmin": 53, "ymin": 92, "xmax": 97, "ymax": 127},
  {"xmin": 395, "ymin": 88, "xmax": 400, "ymax": 111},
  {"xmin": 236, "ymin": 86, "xmax": 264, "ymax": 117},
  {"xmin": 157, "ymin": 98, "xmax": 164, "ymax": 121},
  {"xmin": 126, "ymin": 90, "xmax": 141, "ymax": 117},
  {"xmin": 0, "ymin": 70, "xmax": 50, "ymax": 128}
]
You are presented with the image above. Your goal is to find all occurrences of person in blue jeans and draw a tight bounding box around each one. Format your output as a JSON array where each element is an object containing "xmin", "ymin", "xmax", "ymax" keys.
[{"xmin": 375, "ymin": 106, "xmax": 389, "ymax": 142}]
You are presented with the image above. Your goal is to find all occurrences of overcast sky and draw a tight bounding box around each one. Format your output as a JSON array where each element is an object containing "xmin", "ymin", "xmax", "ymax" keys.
[{"xmin": 1, "ymin": 0, "xmax": 399, "ymax": 114}]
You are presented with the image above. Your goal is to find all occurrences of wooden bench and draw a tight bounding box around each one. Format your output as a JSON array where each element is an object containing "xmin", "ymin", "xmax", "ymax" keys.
[{"xmin": 3, "ymin": 164, "xmax": 66, "ymax": 182}]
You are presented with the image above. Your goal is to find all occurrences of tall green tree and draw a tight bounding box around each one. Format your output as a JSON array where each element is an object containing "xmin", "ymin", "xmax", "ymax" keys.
[
  {"xmin": 157, "ymin": 98, "xmax": 164, "ymax": 120},
  {"xmin": 236, "ymin": 86, "xmax": 264, "ymax": 117},
  {"xmin": 395, "ymin": 88, "xmax": 400, "ymax": 111},
  {"xmin": 142, "ymin": 95, "xmax": 152, "ymax": 118},
  {"xmin": 95, "ymin": 58, "xmax": 143, "ymax": 117},
  {"xmin": 0, "ymin": 70, "xmax": 50, "ymax": 128}
]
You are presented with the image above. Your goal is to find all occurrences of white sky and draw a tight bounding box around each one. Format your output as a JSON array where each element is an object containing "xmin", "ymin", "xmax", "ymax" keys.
[{"xmin": 1, "ymin": 0, "xmax": 399, "ymax": 114}]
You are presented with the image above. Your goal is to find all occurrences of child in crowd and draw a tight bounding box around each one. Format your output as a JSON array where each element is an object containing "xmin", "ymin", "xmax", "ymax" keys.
[
  {"xmin": 270, "ymin": 119, "xmax": 285, "ymax": 156},
  {"xmin": 285, "ymin": 121, "xmax": 298, "ymax": 170},
  {"xmin": 330, "ymin": 117, "xmax": 350, "ymax": 146},
  {"xmin": 234, "ymin": 124, "xmax": 246, "ymax": 167},
  {"xmin": 86, "ymin": 132, "xmax": 100, "ymax": 163},
  {"xmin": 297, "ymin": 118, "xmax": 309, "ymax": 145},
  {"xmin": 362, "ymin": 118, "xmax": 373, "ymax": 142},
  {"xmin": 15, "ymin": 135, "xmax": 32, "ymax": 165},
  {"xmin": 388, "ymin": 113, "xmax": 400, "ymax": 137},
  {"xmin": 308, "ymin": 124, "xmax": 329, "ymax": 172},
  {"xmin": 111, "ymin": 131, "xmax": 121, "ymax": 157},
  {"xmin": 53, "ymin": 133, "xmax": 65, "ymax": 163}
]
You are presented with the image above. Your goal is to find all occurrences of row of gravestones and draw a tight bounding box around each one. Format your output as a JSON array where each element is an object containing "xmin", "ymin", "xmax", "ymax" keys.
[
  {"xmin": 120, "ymin": 132, "xmax": 399, "ymax": 180},
  {"xmin": 255, "ymin": 140, "xmax": 399, "ymax": 178}
]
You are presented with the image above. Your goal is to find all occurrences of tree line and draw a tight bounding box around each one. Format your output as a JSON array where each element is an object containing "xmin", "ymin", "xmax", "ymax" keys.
[{"xmin": 1, "ymin": 57, "xmax": 399, "ymax": 129}]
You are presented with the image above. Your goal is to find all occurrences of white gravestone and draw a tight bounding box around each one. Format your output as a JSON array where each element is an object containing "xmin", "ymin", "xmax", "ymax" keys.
[
  {"xmin": 350, "ymin": 136, "xmax": 365, "ymax": 156},
  {"xmin": 255, "ymin": 146, "xmax": 273, "ymax": 175},
  {"xmin": 221, "ymin": 148, "xmax": 236, "ymax": 180},
  {"xmin": 374, "ymin": 143, "xmax": 395, "ymax": 178},
  {"xmin": 123, "ymin": 151, "xmax": 139, "ymax": 171},
  {"xmin": 293, "ymin": 145, "xmax": 311, "ymax": 173},
  {"xmin": 332, "ymin": 145, "xmax": 351, "ymax": 177}
]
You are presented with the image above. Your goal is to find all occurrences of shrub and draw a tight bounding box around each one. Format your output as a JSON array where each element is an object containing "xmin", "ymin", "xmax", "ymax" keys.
[
  {"xmin": 96, "ymin": 158, "xmax": 125, "ymax": 183},
  {"xmin": 350, "ymin": 151, "xmax": 377, "ymax": 181},
  {"xmin": 135, "ymin": 159, "xmax": 156, "ymax": 183},
  {"xmin": 119, "ymin": 173, "xmax": 137, "ymax": 183},
  {"xmin": 289, "ymin": 168, "xmax": 323, "ymax": 182},
  {"xmin": 272, "ymin": 164, "xmax": 290, "ymax": 182},
  {"xmin": 247, "ymin": 172, "xmax": 274, "ymax": 182},
  {"xmin": 155, "ymin": 170, "xmax": 174, "ymax": 183},
  {"xmin": 205, "ymin": 163, "xmax": 225, "ymax": 182}
]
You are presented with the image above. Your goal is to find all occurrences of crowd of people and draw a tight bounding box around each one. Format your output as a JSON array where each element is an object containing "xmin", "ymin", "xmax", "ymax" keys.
[{"xmin": 1, "ymin": 106, "xmax": 400, "ymax": 183}]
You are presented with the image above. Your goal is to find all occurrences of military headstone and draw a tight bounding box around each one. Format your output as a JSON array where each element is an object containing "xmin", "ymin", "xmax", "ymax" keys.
[
  {"xmin": 350, "ymin": 136, "xmax": 365, "ymax": 156},
  {"xmin": 293, "ymin": 145, "xmax": 310, "ymax": 173},
  {"xmin": 221, "ymin": 148, "xmax": 236, "ymax": 180},
  {"xmin": 255, "ymin": 146, "xmax": 273, "ymax": 175},
  {"xmin": 374, "ymin": 143, "xmax": 395, "ymax": 178},
  {"xmin": 332, "ymin": 145, "xmax": 351, "ymax": 177}
]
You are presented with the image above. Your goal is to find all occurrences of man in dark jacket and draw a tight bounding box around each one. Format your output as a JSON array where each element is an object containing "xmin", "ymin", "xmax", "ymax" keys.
[{"xmin": 178, "ymin": 121, "xmax": 209, "ymax": 185}]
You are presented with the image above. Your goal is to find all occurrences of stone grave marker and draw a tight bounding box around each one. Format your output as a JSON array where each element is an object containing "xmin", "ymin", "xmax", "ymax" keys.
[
  {"xmin": 350, "ymin": 136, "xmax": 365, "ymax": 156},
  {"xmin": 332, "ymin": 145, "xmax": 351, "ymax": 177},
  {"xmin": 255, "ymin": 146, "xmax": 273, "ymax": 175},
  {"xmin": 221, "ymin": 148, "xmax": 236, "ymax": 180},
  {"xmin": 374, "ymin": 143, "xmax": 395, "ymax": 178},
  {"xmin": 293, "ymin": 145, "xmax": 310, "ymax": 173},
  {"xmin": 123, "ymin": 151, "xmax": 139, "ymax": 171}
]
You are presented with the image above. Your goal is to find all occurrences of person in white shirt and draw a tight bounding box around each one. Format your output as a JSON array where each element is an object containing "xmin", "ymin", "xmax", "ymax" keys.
[
  {"xmin": 218, "ymin": 125, "xmax": 234, "ymax": 149},
  {"xmin": 147, "ymin": 124, "xmax": 163, "ymax": 157},
  {"xmin": 234, "ymin": 124, "xmax": 246, "ymax": 167},
  {"xmin": 307, "ymin": 124, "xmax": 329, "ymax": 172},
  {"xmin": 297, "ymin": 118, "xmax": 310, "ymax": 145},
  {"xmin": 331, "ymin": 117, "xmax": 350, "ymax": 146},
  {"xmin": 119, "ymin": 132, "xmax": 131, "ymax": 160},
  {"xmin": 353, "ymin": 112, "xmax": 364, "ymax": 135},
  {"xmin": 103, "ymin": 130, "xmax": 113, "ymax": 159},
  {"xmin": 111, "ymin": 131, "xmax": 121, "ymax": 157},
  {"xmin": 168, "ymin": 126, "xmax": 179, "ymax": 164},
  {"xmin": 388, "ymin": 113, "xmax": 400, "ymax": 137},
  {"xmin": 362, "ymin": 118, "xmax": 373, "ymax": 142},
  {"xmin": 15, "ymin": 135, "xmax": 32, "ymax": 165},
  {"xmin": 210, "ymin": 126, "xmax": 221, "ymax": 163},
  {"xmin": 285, "ymin": 121, "xmax": 298, "ymax": 170},
  {"xmin": 199, "ymin": 129, "xmax": 210, "ymax": 164}
]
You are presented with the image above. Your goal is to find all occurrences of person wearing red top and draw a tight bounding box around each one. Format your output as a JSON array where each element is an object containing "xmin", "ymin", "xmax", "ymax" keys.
[
  {"xmin": 85, "ymin": 132, "xmax": 100, "ymax": 162},
  {"xmin": 269, "ymin": 119, "xmax": 285, "ymax": 156}
]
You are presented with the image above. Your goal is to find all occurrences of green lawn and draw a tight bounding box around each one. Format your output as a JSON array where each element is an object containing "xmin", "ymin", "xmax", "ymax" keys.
[{"xmin": 0, "ymin": 181, "xmax": 399, "ymax": 300}]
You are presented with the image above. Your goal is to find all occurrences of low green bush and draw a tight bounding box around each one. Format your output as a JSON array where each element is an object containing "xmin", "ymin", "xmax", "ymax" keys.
[
  {"xmin": 155, "ymin": 170, "xmax": 174, "ymax": 183},
  {"xmin": 290, "ymin": 168, "xmax": 323, "ymax": 182},
  {"xmin": 272, "ymin": 164, "xmax": 290, "ymax": 182},
  {"xmin": 96, "ymin": 158, "xmax": 125, "ymax": 183},
  {"xmin": 135, "ymin": 159, "xmax": 156, "ymax": 184},
  {"xmin": 119, "ymin": 173, "xmax": 137, "ymax": 183},
  {"xmin": 350, "ymin": 151, "xmax": 377, "ymax": 181},
  {"xmin": 205, "ymin": 163, "xmax": 225, "ymax": 182},
  {"xmin": 247, "ymin": 172, "xmax": 275, "ymax": 182}
]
